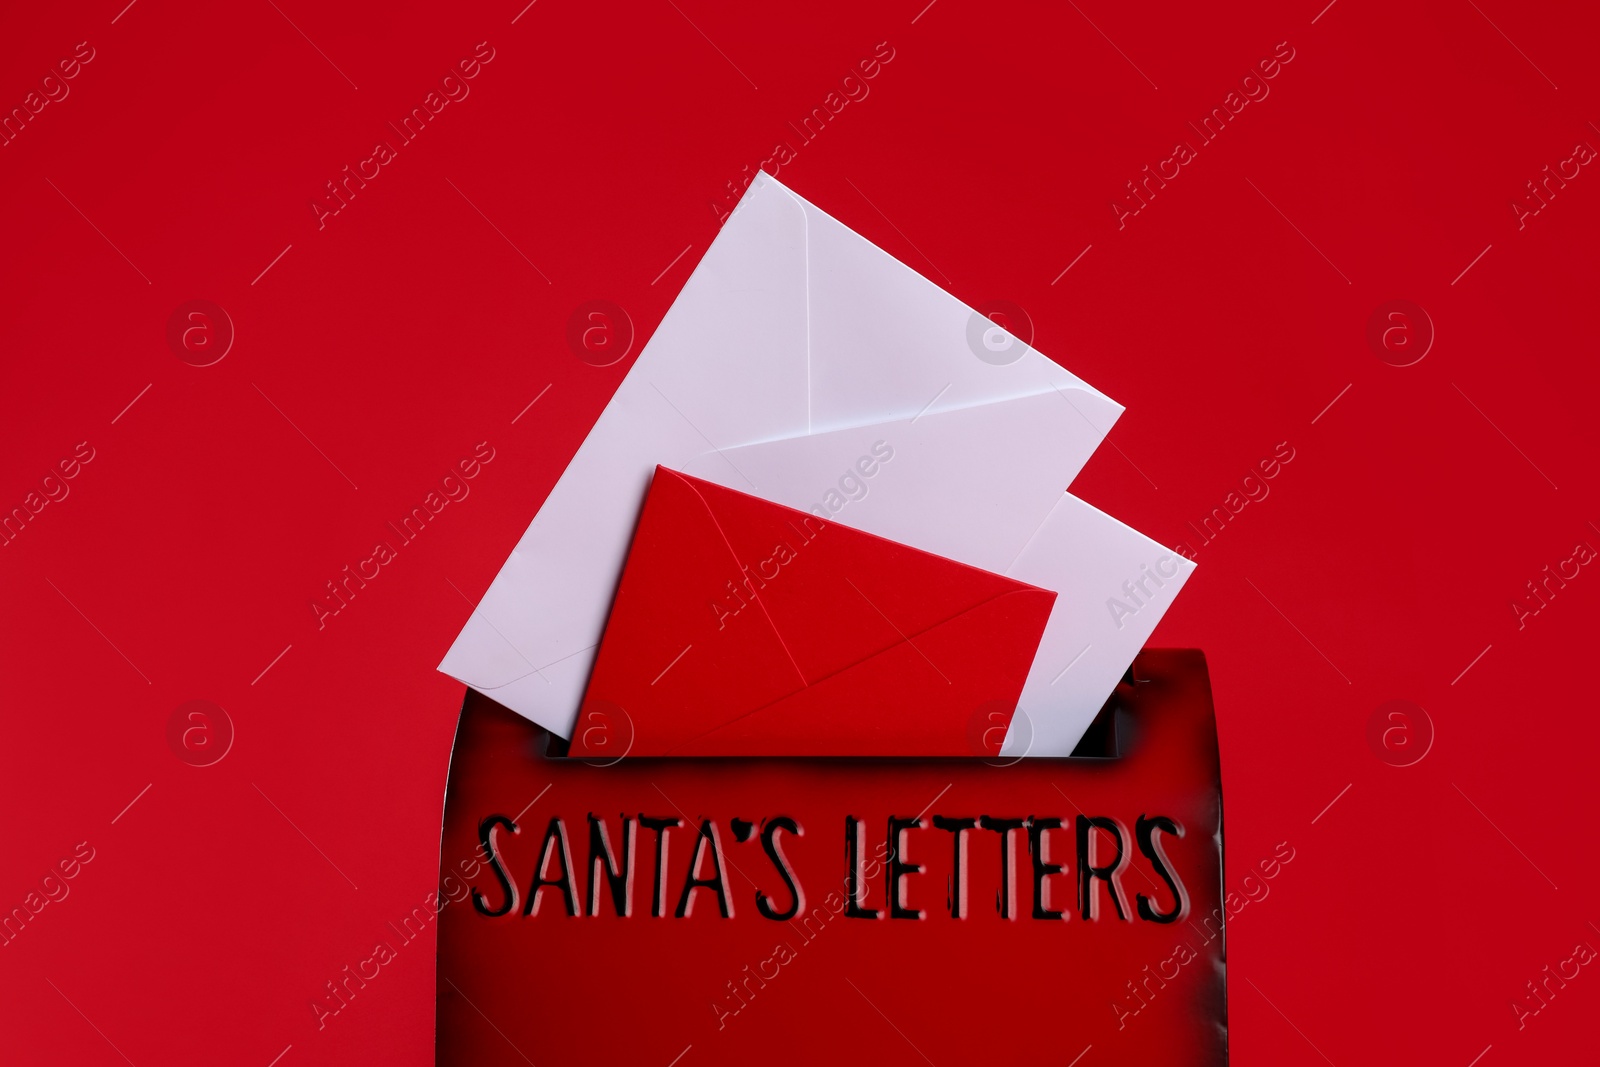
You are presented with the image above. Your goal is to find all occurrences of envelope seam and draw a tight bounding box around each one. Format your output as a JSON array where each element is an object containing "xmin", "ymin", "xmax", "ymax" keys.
[
  {"xmin": 706, "ymin": 384, "xmax": 1119, "ymax": 457},
  {"xmin": 667, "ymin": 470, "xmax": 812, "ymax": 692},
  {"xmin": 768, "ymin": 178, "xmax": 813, "ymax": 434}
]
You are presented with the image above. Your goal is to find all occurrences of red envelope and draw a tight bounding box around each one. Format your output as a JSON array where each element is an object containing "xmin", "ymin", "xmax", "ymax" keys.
[{"xmin": 570, "ymin": 466, "xmax": 1056, "ymax": 757}]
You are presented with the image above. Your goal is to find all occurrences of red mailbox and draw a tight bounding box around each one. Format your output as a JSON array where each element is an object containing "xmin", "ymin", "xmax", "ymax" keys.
[{"xmin": 436, "ymin": 648, "xmax": 1227, "ymax": 1066}]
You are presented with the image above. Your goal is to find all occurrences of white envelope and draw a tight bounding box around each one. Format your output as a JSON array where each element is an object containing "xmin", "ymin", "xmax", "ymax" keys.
[
  {"xmin": 1002, "ymin": 494, "xmax": 1195, "ymax": 755},
  {"xmin": 441, "ymin": 173, "xmax": 1178, "ymax": 754}
]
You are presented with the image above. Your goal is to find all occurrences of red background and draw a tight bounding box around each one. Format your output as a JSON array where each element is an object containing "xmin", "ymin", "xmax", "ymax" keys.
[{"xmin": 2, "ymin": 1, "xmax": 1595, "ymax": 1064}]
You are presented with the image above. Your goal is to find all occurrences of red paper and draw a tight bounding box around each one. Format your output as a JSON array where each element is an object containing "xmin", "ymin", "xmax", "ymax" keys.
[{"xmin": 570, "ymin": 467, "xmax": 1056, "ymax": 756}]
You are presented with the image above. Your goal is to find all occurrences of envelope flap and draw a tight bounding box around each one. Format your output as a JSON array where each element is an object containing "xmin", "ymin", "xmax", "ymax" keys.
[
  {"xmin": 775, "ymin": 172, "xmax": 1120, "ymax": 433},
  {"xmin": 683, "ymin": 466, "xmax": 1045, "ymax": 681}
]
